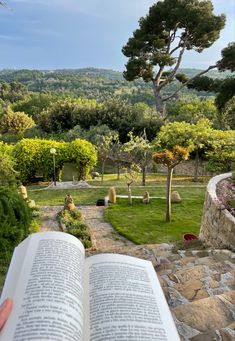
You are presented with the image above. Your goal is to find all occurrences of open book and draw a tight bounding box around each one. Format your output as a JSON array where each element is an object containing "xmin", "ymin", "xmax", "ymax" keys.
[{"xmin": 0, "ymin": 232, "xmax": 180, "ymax": 341}]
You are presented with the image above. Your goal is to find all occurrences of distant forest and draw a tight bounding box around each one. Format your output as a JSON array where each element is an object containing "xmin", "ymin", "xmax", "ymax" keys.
[{"xmin": 0, "ymin": 67, "xmax": 227, "ymax": 105}]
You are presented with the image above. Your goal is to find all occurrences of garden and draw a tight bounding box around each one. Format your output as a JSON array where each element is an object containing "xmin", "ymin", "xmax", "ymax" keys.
[
  {"xmin": 0, "ymin": 0, "xmax": 234, "ymax": 300},
  {"xmin": 28, "ymin": 175, "xmax": 206, "ymax": 244},
  {"xmin": 0, "ymin": 116, "xmax": 234, "ymax": 294}
]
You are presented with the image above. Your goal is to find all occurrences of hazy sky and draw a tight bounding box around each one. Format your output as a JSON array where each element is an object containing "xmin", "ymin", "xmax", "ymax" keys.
[{"xmin": 0, "ymin": 0, "xmax": 234, "ymax": 70}]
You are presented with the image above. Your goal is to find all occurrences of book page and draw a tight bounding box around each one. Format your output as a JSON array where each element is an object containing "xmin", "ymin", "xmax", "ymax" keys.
[
  {"xmin": 83, "ymin": 254, "xmax": 180, "ymax": 341},
  {"xmin": 0, "ymin": 231, "xmax": 85, "ymax": 341}
]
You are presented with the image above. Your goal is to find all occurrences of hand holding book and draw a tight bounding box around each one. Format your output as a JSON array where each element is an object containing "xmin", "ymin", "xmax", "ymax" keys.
[{"xmin": 0, "ymin": 232, "xmax": 180, "ymax": 341}]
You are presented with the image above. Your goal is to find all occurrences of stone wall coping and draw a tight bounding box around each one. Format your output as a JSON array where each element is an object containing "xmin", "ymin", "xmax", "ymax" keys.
[{"xmin": 207, "ymin": 172, "xmax": 235, "ymax": 223}]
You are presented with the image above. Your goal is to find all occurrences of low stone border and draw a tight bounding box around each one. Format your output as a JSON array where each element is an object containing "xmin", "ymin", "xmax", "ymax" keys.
[{"xmin": 200, "ymin": 173, "xmax": 235, "ymax": 251}]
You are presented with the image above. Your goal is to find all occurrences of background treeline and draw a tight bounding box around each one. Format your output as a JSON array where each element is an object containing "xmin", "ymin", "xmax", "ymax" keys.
[
  {"xmin": 0, "ymin": 67, "xmax": 228, "ymax": 105},
  {"xmin": 0, "ymin": 67, "xmax": 233, "ymax": 145},
  {"xmin": 0, "ymin": 67, "xmax": 234, "ymax": 178}
]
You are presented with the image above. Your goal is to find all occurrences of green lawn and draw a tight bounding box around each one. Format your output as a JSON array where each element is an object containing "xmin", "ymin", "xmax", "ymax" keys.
[
  {"xmin": 28, "ymin": 184, "xmax": 205, "ymax": 206},
  {"xmin": 60, "ymin": 165, "xmax": 210, "ymax": 186},
  {"xmin": 29, "ymin": 188, "xmax": 108, "ymax": 206},
  {"xmin": 28, "ymin": 179, "xmax": 206, "ymax": 245},
  {"xmin": 104, "ymin": 194, "xmax": 205, "ymax": 244},
  {"xmin": 89, "ymin": 173, "xmax": 209, "ymax": 187}
]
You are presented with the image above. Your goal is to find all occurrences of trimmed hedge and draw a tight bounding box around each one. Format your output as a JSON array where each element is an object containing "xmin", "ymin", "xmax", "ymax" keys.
[{"xmin": 13, "ymin": 138, "xmax": 97, "ymax": 182}]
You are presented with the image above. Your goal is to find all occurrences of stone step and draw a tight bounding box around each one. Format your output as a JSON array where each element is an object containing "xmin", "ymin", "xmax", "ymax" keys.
[
  {"xmin": 105, "ymin": 243, "xmax": 235, "ymax": 341},
  {"xmin": 87, "ymin": 242, "xmax": 235, "ymax": 340},
  {"xmin": 88, "ymin": 245, "xmax": 235, "ymax": 306},
  {"xmin": 172, "ymin": 290, "xmax": 235, "ymax": 340},
  {"xmin": 152, "ymin": 248, "xmax": 235, "ymax": 340},
  {"xmin": 155, "ymin": 249, "xmax": 235, "ymax": 308}
]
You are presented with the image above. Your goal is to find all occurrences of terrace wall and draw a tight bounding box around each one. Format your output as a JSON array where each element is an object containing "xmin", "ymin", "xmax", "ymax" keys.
[{"xmin": 200, "ymin": 173, "xmax": 235, "ymax": 251}]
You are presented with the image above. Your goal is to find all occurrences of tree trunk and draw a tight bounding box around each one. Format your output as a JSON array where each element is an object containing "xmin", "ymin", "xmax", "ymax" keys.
[
  {"xmin": 117, "ymin": 163, "xmax": 120, "ymax": 180},
  {"xmin": 152, "ymin": 82, "xmax": 166, "ymax": 117},
  {"xmin": 142, "ymin": 166, "xmax": 146, "ymax": 186},
  {"xmin": 101, "ymin": 160, "xmax": 105, "ymax": 184},
  {"xmin": 127, "ymin": 184, "xmax": 132, "ymax": 205},
  {"xmin": 193, "ymin": 151, "xmax": 200, "ymax": 182},
  {"xmin": 166, "ymin": 167, "xmax": 173, "ymax": 223}
]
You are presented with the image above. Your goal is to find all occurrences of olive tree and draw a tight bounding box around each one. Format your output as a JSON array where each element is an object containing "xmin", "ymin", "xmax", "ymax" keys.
[{"xmin": 123, "ymin": 131, "xmax": 153, "ymax": 186}]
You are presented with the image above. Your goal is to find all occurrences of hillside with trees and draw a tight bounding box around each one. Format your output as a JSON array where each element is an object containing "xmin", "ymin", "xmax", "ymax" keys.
[{"xmin": 0, "ymin": 67, "xmax": 228, "ymax": 105}]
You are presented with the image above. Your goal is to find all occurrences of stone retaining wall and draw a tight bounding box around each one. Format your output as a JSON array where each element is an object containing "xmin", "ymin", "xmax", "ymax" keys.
[{"xmin": 199, "ymin": 173, "xmax": 235, "ymax": 251}]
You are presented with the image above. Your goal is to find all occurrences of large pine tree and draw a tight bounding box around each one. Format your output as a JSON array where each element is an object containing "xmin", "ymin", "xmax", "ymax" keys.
[{"xmin": 122, "ymin": 0, "xmax": 225, "ymax": 116}]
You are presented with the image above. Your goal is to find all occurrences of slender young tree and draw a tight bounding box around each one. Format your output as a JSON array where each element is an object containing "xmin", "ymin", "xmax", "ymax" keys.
[
  {"xmin": 108, "ymin": 135, "xmax": 125, "ymax": 180},
  {"xmin": 124, "ymin": 164, "xmax": 141, "ymax": 205},
  {"xmin": 97, "ymin": 133, "xmax": 118, "ymax": 183},
  {"xmin": 153, "ymin": 146, "xmax": 189, "ymax": 222},
  {"xmin": 155, "ymin": 119, "xmax": 215, "ymax": 182},
  {"xmin": 123, "ymin": 131, "xmax": 153, "ymax": 186},
  {"xmin": 122, "ymin": 0, "xmax": 225, "ymax": 116}
]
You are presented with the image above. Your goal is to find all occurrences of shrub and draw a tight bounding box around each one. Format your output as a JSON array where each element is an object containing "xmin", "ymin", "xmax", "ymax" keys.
[
  {"xmin": 0, "ymin": 142, "xmax": 18, "ymax": 186},
  {"xmin": 231, "ymin": 172, "xmax": 235, "ymax": 181},
  {"xmin": 13, "ymin": 138, "xmax": 97, "ymax": 182},
  {"xmin": 57, "ymin": 209, "xmax": 92, "ymax": 248},
  {"xmin": 0, "ymin": 187, "xmax": 32, "ymax": 251},
  {"xmin": 29, "ymin": 220, "xmax": 41, "ymax": 233},
  {"xmin": 0, "ymin": 108, "xmax": 35, "ymax": 136}
]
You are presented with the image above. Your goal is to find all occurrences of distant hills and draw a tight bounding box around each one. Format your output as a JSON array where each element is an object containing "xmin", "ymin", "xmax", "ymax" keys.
[{"xmin": 0, "ymin": 67, "xmax": 229, "ymax": 105}]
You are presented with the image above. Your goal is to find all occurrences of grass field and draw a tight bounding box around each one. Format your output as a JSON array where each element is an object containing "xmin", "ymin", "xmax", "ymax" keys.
[
  {"xmin": 105, "ymin": 195, "xmax": 204, "ymax": 244},
  {"xmin": 29, "ymin": 187, "xmax": 108, "ymax": 206},
  {"xmin": 89, "ymin": 173, "xmax": 209, "ymax": 187},
  {"xmin": 27, "ymin": 174, "xmax": 206, "ymax": 245},
  {"xmin": 28, "ymin": 183, "xmax": 206, "ymax": 206}
]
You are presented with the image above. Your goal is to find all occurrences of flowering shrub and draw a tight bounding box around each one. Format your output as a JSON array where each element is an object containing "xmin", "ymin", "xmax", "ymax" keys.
[{"xmin": 216, "ymin": 177, "xmax": 235, "ymax": 217}]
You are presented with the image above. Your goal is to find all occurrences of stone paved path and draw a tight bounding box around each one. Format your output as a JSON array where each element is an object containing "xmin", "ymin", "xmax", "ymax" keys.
[
  {"xmin": 78, "ymin": 205, "xmax": 134, "ymax": 251},
  {"xmin": 39, "ymin": 205, "xmax": 134, "ymax": 252},
  {"xmin": 40, "ymin": 206, "xmax": 63, "ymax": 231}
]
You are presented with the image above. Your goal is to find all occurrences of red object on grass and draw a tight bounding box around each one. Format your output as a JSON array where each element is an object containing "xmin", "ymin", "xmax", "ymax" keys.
[{"xmin": 183, "ymin": 233, "xmax": 198, "ymax": 242}]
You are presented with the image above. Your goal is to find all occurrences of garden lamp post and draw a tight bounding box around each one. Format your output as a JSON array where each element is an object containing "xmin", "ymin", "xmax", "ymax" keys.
[{"xmin": 50, "ymin": 148, "xmax": 56, "ymax": 186}]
